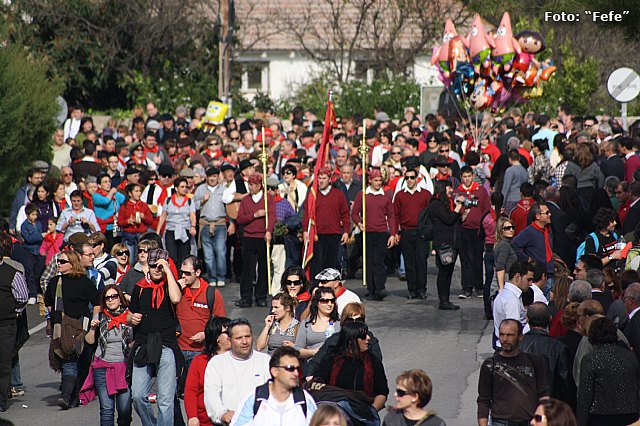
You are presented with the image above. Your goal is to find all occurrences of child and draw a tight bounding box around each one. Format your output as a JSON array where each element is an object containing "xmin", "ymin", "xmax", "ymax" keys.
[
  {"xmin": 40, "ymin": 217, "xmax": 64, "ymax": 263},
  {"xmin": 20, "ymin": 203, "xmax": 46, "ymax": 303}
]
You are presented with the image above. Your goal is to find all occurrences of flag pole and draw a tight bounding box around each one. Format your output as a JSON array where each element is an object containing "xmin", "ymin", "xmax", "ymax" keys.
[
  {"xmin": 358, "ymin": 119, "xmax": 368, "ymax": 288},
  {"xmin": 259, "ymin": 127, "xmax": 273, "ymax": 294}
]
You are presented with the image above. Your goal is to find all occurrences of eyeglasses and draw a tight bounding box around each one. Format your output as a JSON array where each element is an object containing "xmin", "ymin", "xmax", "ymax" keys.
[
  {"xmin": 395, "ymin": 388, "xmax": 410, "ymax": 398},
  {"xmin": 230, "ymin": 137, "xmax": 240, "ymax": 141},
  {"xmin": 286, "ymin": 279, "xmax": 303, "ymax": 286},
  {"xmin": 533, "ymin": 414, "xmax": 547, "ymax": 423},
  {"xmin": 180, "ymin": 270, "xmax": 193, "ymax": 276},
  {"xmin": 104, "ymin": 294, "xmax": 119, "ymax": 302},
  {"xmin": 318, "ymin": 298, "xmax": 335, "ymax": 304},
  {"xmin": 58, "ymin": 259, "xmax": 70, "ymax": 265},
  {"xmin": 343, "ymin": 316, "xmax": 364, "ymax": 323},
  {"xmin": 148, "ymin": 263, "xmax": 163, "ymax": 270},
  {"xmin": 274, "ymin": 365, "xmax": 300, "ymax": 373},
  {"xmin": 405, "ymin": 175, "xmax": 417, "ymax": 180},
  {"xmin": 502, "ymin": 225, "xmax": 515, "ymax": 231},
  {"xmin": 62, "ymin": 173, "xmax": 73, "ymax": 177},
  {"xmin": 116, "ymin": 250, "xmax": 130, "ymax": 256},
  {"xmin": 83, "ymin": 252, "xmax": 96, "ymax": 258}
]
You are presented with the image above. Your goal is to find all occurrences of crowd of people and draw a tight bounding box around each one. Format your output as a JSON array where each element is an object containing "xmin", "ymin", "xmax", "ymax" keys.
[{"xmin": 1, "ymin": 100, "xmax": 640, "ymax": 425}]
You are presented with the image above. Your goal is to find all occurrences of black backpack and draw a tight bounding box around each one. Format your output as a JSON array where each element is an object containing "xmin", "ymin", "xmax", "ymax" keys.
[
  {"xmin": 206, "ymin": 286, "xmax": 216, "ymax": 315},
  {"xmin": 417, "ymin": 205, "xmax": 434, "ymax": 241},
  {"xmin": 253, "ymin": 381, "xmax": 307, "ymax": 417}
]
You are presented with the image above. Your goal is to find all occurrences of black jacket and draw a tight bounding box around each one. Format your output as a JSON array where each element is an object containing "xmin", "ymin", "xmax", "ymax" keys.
[
  {"xmin": 428, "ymin": 198, "xmax": 461, "ymax": 249},
  {"xmin": 520, "ymin": 328, "xmax": 573, "ymax": 406},
  {"xmin": 600, "ymin": 155, "xmax": 625, "ymax": 181},
  {"xmin": 623, "ymin": 201, "xmax": 640, "ymax": 235},
  {"xmin": 624, "ymin": 312, "xmax": 640, "ymax": 365},
  {"xmin": 305, "ymin": 331, "xmax": 382, "ymax": 377}
]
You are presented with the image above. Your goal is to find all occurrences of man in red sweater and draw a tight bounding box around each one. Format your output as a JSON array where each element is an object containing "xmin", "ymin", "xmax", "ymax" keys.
[
  {"xmin": 302, "ymin": 167, "xmax": 350, "ymax": 281},
  {"xmin": 394, "ymin": 168, "xmax": 431, "ymax": 299},
  {"xmin": 453, "ymin": 166, "xmax": 491, "ymax": 299},
  {"xmin": 510, "ymin": 182, "xmax": 535, "ymax": 236},
  {"xmin": 352, "ymin": 169, "xmax": 398, "ymax": 301},
  {"xmin": 235, "ymin": 174, "xmax": 276, "ymax": 308}
]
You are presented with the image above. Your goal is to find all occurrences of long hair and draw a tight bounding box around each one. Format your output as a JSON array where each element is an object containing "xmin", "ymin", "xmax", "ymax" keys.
[
  {"xmin": 280, "ymin": 265, "xmax": 309, "ymax": 294},
  {"xmin": 433, "ymin": 179, "xmax": 451, "ymax": 203},
  {"xmin": 204, "ymin": 316, "xmax": 232, "ymax": 357},
  {"xmin": 334, "ymin": 320, "xmax": 368, "ymax": 357},
  {"xmin": 61, "ymin": 250, "xmax": 87, "ymax": 278},
  {"xmin": 99, "ymin": 284, "xmax": 128, "ymax": 311},
  {"xmin": 495, "ymin": 217, "xmax": 515, "ymax": 242},
  {"xmin": 308, "ymin": 287, "xmax": 339, "ymax": 326}
]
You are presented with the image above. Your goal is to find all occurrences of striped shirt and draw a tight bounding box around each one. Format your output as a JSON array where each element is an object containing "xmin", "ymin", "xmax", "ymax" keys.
[{"xmin": 1, "ymin": 260, "xmax": 29, "ymax": 312}]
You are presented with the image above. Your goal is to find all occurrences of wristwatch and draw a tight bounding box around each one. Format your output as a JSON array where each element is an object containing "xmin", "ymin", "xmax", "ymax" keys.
[{"xmin": 607, "ymin": 255, "xmax": 613, "ymax": 261}]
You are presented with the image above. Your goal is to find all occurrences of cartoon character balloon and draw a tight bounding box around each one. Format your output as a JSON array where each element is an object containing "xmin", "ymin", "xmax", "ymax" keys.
[
  {"xmin": 431, "ymin": 19, "xmax": 459, "ymax": 78},
  {"xmin": 467, "ymin": 14, "xmax": 495, "ymax": 74},
  {"xmin": 448, "ymin": 35, "xmax": 469, "ymax": 76},
  {"xmin": 491, "ymin": 12, "xmax": 521, "ymax": 75}
]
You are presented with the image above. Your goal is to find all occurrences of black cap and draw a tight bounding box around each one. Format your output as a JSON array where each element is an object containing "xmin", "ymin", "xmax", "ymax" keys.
[
  {"xmin": 365, "ymin": 127, "xmax": 376, "ymax": 140},
  {"xmin": 220, "ymin": 162, "xmax": 236, "ymax": 172},
  {"xmin": 300, "ymin": 131, "xmax": 314, "ymax": 139},
  {"xmin": 239, "ymin": 159, "xmax": 253, "ymax": 171},
  {"xmin": 206, "ymin": 166, "xmax": 220, "ymax": 176},
  {"xmin": 434, "ymin": 155, "xmax": 450, "ymax": 167},
  {"xmin": 157, "ymin": 164, "xmax": 175, "ymax": 177},
  {"xmin": 402, "ymin": 155, "xmax": 420, "ymax": 169},
  {"xmin": 159, "ymin": 113, "xmax": 174, "ymax": 121},
  {"xmin": 124, "ymin": 167, "xmax": 140, "ymax": 176}
]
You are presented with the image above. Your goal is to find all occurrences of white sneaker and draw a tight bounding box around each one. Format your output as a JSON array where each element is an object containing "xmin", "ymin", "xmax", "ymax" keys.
[
  {"xmin": 27, "ymin": 297, "xmax": 36, "ymax": 305},
  {"xmin": 216, "ymin": 280, "xmax": 226, "ymax": 287}
]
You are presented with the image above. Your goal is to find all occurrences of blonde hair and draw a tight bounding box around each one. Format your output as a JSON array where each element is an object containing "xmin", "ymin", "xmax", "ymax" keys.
[
  {"xmin": 309, "ymin": 404, "xmax": 348, "ymax": 426},
  {"xmin": 495, "ymin": 217, "xmax": 515, "ymax": 242}
]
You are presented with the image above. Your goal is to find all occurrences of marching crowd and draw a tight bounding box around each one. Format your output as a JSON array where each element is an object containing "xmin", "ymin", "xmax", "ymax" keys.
[{"xmin": 1, "ymin": 101, "xmax": 640, "ymax": 426}]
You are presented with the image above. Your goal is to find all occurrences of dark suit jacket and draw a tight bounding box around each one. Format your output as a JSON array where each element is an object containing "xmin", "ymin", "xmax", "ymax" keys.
[
  {"xmin": 623, "ymin": 201, "xmax": 640, "ymax": 235},
  {"xmin": 497, "ymin": 129, "xmax": 516, "ymax": 154},
  {"xmin": 624, "ymin": 312, "xmax": 640, "ymax": 365},
  {"xmin": 600, "ymin": 155, "xmax": 625, "ymax": 181},
  {"xmin": 592, "ymin": 290, "xmax": 613, "ymax": 313}
]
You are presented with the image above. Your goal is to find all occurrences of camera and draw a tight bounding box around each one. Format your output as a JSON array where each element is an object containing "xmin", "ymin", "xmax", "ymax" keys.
[{"xmin": 456, "ymin": 196, "xmax": 479, "ymax": 208}]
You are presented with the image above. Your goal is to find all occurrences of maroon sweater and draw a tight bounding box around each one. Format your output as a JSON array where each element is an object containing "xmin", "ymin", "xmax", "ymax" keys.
[
  {"xmin": 452, "ymin": 183, "xmax": 490, "ymax": 230},
  {"xmin": 393, "ymin": 189, "xmax": 431, "ymax": 230},
  {"xmin": 236, "ymin": 193, "xmax": 276, "ymax": 238},
  {"xmin": 302, "ymin": 188, "xmax": 350, "ymax": 235},
  {"xmin": 352, "ymin": 190, "xmax": 398, "ymax": 234}
]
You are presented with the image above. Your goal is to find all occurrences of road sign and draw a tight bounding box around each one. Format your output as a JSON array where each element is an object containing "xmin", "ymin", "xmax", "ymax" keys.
[{"xmin": 607, "ymin": 67, "xmax": 640, "ymax": 103}]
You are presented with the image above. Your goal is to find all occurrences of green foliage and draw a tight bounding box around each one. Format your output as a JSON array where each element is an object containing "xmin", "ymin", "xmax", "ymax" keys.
[
  {"xmin": 288, "ymin": 74, "xmax": 420, "ymax": 119},
  {"xmin": 252, "ymin": 92, "xmax": 275, "ymax": 112},
  {"xmin": 0, "ymin": 35, "xmax": 62, "ymax": 216}
]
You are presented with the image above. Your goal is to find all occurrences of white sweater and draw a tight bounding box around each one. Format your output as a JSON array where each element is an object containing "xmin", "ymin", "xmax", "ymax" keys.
[{"xmin": 204, "ymin": 350, "xmax": 271, "ymax": 423}]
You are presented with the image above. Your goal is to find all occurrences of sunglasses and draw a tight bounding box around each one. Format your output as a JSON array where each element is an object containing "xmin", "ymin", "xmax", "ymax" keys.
[
  {"xmin": 62, "ymin": 173, "xmax": 73, "ymax": 177},
  {"xmin": 319, "ymin": 298, "xmax": 335, "ymax": 304},
  {"xmin": 284, "ymin": 171, "xmax": 294, "ymax": 175},
  {"xmin": 286, "ymin": 279, "xmax": 303, "ymax": 286},
  {"xmin": 148, "ymin": 263, "xmax": 163, "ymax": 270},
  {"xmin": 116, "ymin": 250, "xmax": 130, "ymax": 256},
  {"xmin": 139, "ymin": 248, "xmax": 150, "ymax": 253},
  {"xmin": 230, "ymin": 137, "xmax": 240, "ymax": 141},
  {"xmin": 104, "ymin": 294, "xmax": 119, "ymax": 302},
  {"xmin": 533, "ymin": 414, "xmax": 546, "ymax": 423},
  {"xmin": 274, "ymin": 365, "xmax": 300, "ymax": 373},
  {"xmin": 395, "ymin": 388, "xmax": 410, "ymax": 398},
  {"xmin": 160, "ymin": 174, "xmax": 172, "ymax": 178},
  {"xmin": 180, "ymin": 270, "xmax": 193, "ymax": 276},
  {"xmin": 91, "ymin": 242, "xmax": 102, "ymax": 248},
  {"xmin": 58, "ymin": 259, "xmax": 70, "ymax": 265},
  {"xmin": 405, "ymin": 175, "xmax": 417, "ymax": 180},
  {"xmin": 439, "ymin": 149, "xmax": 450, "ymax": 153},
  {"xmin": 502, "ymin": 225, "xmax": 515, "ymax": 231},
  {"xmin": 391, "ymin": 151, "xmax": 402, "ymax": 155}
]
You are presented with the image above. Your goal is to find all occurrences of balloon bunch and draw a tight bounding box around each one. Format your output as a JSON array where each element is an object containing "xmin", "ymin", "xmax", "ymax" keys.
[{"xmin": 432, "ymin": 13, "xmax": 557, "ymax": 114}]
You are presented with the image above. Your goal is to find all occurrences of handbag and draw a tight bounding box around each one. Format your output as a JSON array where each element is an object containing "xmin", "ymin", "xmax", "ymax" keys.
[{"xmin": 437, "ymin": 243, "xmax": 457, "ymax": 266}]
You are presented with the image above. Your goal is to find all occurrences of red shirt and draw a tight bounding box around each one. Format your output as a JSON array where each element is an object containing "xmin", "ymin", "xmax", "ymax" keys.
[
  {"xmin": 481, "ymin": 143, "xmax": 501, "ymax": 165},
  {"xmin": 302, "ymin": 188, "xmax": 350, "ymax": 235},
  {"xmin": 184, "ymin": 353, "xmax": 213, "ymax": 425},
  {"xmin": 518, "ymin": 147, "xmax": 533, "ymax": 166},
  {"xmin": 176, "ymin": 278, "xmax": 226, "ymax": 351},
  {"xmin": 352, "ymin": 189, "xmax": 398, "ymax": 234},
  {"xmin": 393, "ymin": 188, "xmax": 431, "ymax": 230},
  {"xmin": 117, "ymin": 200, "xmax": 153, "ymax": 234},
  {"xmin": 510, "ymin": 198, "xmax": 534, "ymax": 236},
  {"xmin": 236, "ymin": 194, "xmax": 276, "ymax": 238},
  {"xmin": 619, "ymin": 199, "xmax": 631, "ymax": 225}
]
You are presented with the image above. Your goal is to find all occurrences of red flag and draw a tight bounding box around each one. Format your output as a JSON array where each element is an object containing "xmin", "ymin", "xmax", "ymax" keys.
[{"xmin": 303, "ymin": 92, "xmax": 337, "ymax": 270}]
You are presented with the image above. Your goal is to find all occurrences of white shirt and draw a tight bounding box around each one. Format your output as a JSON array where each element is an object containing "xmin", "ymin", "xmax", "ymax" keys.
[
  {"xmin": 204, "ymin": 350, "xmax": 271, "ymax": 424},
  {"xmin": 336, "ymin": 288, "xmax": 361, "ymax": 315},
  {"xmin": 251, "ymin": 192, "xmax": 263, "ymax": 203},
  {"xmin": 630, "ymin": 306, "xmax": 640, "ymax": 320},
  {"xmin": 493, "ymin": 282, "xmax": 529, "ymax": 347},
  {"xmin": 65, "ymin": 182, "xmax": 78, "ymax": 196},
  {"xmin": 230, "ymin": 386, "xmax": 317, "ymax": 426},
  {"xmin": 394, "ymin": 165, "xmax": 434, "ymax": 197},
  {"xmin": 531, "ymin": 284, "xmax": 549, "ymax": 305},
  {"xmin": 365, "ymin": 186, "xmax": 385, "ymax": 196}
]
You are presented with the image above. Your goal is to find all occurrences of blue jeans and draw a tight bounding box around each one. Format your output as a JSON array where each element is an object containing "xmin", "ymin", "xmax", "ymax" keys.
[
  {"xmin": 483, "ymin": 245, "xmax": 495, "ymax": 317},
  {"xmin": 121, "ymin": 231, "xmax": 142, "ymax": 266},
  {"xmin": 200, "ymin": 225, "xmax": 227, "ymax": 282},
  {"xmin": 181, "ymin": 350, "xmax": 200, "ymax": 372},
  {"xmin": 11, "ymin": 356, "xmax": 22, "ymax": 387},
  {"xmin": 62, "ymin": 359, "xmax": 79, "ymax": 378},
  {"xmin": 132, "ymin": 347, "xmax": 176, "ymax": 426},
  {"xmin": 94, "ymin": 367, "xmax": 132, "ymax": 426},
  {"xmin": 544, "ymin": 276, "xmax": 554, "ymax": 299}
]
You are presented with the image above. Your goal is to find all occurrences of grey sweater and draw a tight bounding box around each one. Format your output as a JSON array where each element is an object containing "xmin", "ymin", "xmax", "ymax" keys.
[{"xmin": 502, "ymin": 164, "xmax": 529, "ymax": 203}]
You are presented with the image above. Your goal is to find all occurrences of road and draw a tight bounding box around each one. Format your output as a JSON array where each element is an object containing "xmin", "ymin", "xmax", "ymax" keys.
[{"xmin": 0, "ymin": 259, "xmax": 493, "ymax": 426}]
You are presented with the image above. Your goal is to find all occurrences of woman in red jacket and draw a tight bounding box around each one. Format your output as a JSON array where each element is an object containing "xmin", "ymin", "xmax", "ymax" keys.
[
  {"xmin": 184, "ymin": 316, "xmax": 231, "ymax": 426},
  {"xmin": 117, "ymin": 183, "xmax": 153, "ymax": 265}
]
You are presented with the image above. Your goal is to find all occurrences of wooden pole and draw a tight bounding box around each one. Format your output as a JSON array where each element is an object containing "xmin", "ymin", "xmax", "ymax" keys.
[
  {"xmin": 357, "ymin": 119, "xmax": 368, "ymax": 287},
  {"xmin": 259, "ymin": 127, "xmax": 272, "ymax": 293}
]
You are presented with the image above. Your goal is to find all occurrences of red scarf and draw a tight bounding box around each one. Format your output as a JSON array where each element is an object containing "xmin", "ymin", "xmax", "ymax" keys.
[
  {"xmin": 170, "ymin": 193, "xmax": 188, "ymax": 208},
  {"xmin": 57, "ymin": 199, "xmax": 67, "ymax": 211},
  {"xmin": 274, "ymin": 194, "xmax": 283, "ymax": 203},
  {"xmin": 183, "ymin": 278, "xmax": 207, "ymax": 305},
  {"xmin": 138, "ymin": 276, "xmax": 167, "ymax": 309},
  {"xmin": 116, "ymin": 265, "xmax": 130, "ymax": 284},
  {"xmin": 131, "ymin": 155, "xmax": 146, "ymax": 165},
  {"xmin": 118, "ymin": 155, "xmax": 127, "ymax": 168},
  {"xmin": 204, "ymin": 149, "xmax": 221, "ymax": 159},
  {"xmin": 330, "ymin": 351, "xmax": 374, "ymax": 397},
  {"xmin": 297, "ymin": 291, "xmax": 311, "ymax": 302},
  {"xmin": 103, "ymin": 309, "xmax": 129, "ymax": 330},
  {"xmin": 335, "ymin": 285, "xmax": 346, "ymax": 298},
  {"xmin": 436, "ymin": 172, "xmax": 451, "ymax": 181},
  {"xmin": 531, "ymin": 222, "xmax": 553, "ymax": 262},
  {"xmin": 458, "ymin": 181, "xmax": 479, "ymax": 195},
  {"xmin": 157, "ymin": 183, "xmax": 173, "ymax": 206},
  {"xmin": 144, "ymin": 145, "xmax": 159, "ymax": 155},
  {"xmin": 96, "ymin": 188, "xmax": 109, "ymax": 197}
]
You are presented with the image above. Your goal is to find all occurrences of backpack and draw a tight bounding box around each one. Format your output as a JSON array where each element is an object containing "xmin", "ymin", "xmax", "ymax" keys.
[
  {"xmin": 417, "ymin": 205, "xmax": 434, "ymax": 241},
  {"xmin": 575, "ymin": 231, "xmax": 618, "ymax": 265},
  {"xmin": 253, "ymin": 381, "xmax": 307, "ymax": 417},
  {"xmin": 206, "ymin": 285, "xmax": 216, "ymax": 315}
]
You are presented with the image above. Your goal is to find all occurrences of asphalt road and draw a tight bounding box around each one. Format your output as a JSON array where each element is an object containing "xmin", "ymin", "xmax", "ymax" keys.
[{"xmin": 0, "ymin": 258, "xmax": 493, "ymax": 426}]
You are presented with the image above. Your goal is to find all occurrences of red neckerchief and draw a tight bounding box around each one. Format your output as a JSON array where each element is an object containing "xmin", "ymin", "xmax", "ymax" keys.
[
  {"xmin": 96, "ymin": 188, "xmax": 109, "ymax": 197},
  {"xmin": 116, "ymin": 264, "xmax": 130, "ymax": 284},
  {"xmin": 118, "ymin": 155, "xmax": 127, "ymax": 168},
  {"xmin": 297, "ymin": 291, "xmax": 311, "ymax": 302},
  {"xmin": 436, "ymin": 172, "xmax": 450, "ymax": 180},
  {"xmin": 57, "ymin": 199, "xmax": 67, "ymax": 210},
  {"xmin": 274, "ymin": 194, "xmax": 283, "ymax": 203},
  {"xmin": 138, "ymin": 275, "xmax": 167, "ymax": 309},
  {"xmin": 170, "ymin": 193, "xmax": 188, "ymax": 208},
  {"xmin": 144, "ymin": 145, "xmax": 159, "ymax": 155},
  {"xmin": 531, "ymin": 222, "xmax": 553, "ymax": 262},
  {"xmin": 281, "ymin": 152, "xmax": 296, "ymax": 160},
  {"xmin": 204, "ymin": 149, "xmax": 221, "ymax": 159},
  {"xmin": 131, "ymin": 155, "xmax": 146, "ymax": 165},
  {"xmin": 458, "ymin": 181, "xmax": 479, "ymax": 195},
  {"xmin": 335, "ymin": 285, "xmax": 346, "ymax": 298},
  {"xmin": 103, "ymin": 309, "xmax": 129, "ymax": 330},
  {"xmin": 183, "ymin": 278, "xmax": 207, "ymax": 305}
]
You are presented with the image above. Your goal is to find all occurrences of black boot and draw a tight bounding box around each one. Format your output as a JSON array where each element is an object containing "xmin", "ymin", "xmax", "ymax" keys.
[{"xmin": 57, "ymin": 375, "xmax": 75, "ymax": 410}]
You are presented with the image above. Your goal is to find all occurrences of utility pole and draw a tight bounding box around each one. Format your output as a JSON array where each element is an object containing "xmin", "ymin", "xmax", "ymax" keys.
[{"xmin": 218, "ymin": 0, "xmax": 234, "ymax": 115}]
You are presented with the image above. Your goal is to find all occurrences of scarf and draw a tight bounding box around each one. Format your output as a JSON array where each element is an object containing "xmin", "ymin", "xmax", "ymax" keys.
[
  {"xmin": 183, "ymin": 278, "xmax": 207, "ymax": 305},
  {"xmin": 137, "ymin": 275, "xmax": 167, "ymax": 309},
  {"xmin": 274, "ymin": 194, "xmax": 283, "ymax": 203},
  {"xmin": 143, "ymin": 145, "xmax": 159, "ymax": 155},
  {"xmin": 531, "ymin": 221, "xmax": 553, "ymax": 262},
  {"xmin": 436, "ymin": 172, "xmax": 451, "ymax": 181},
  {"xmin": 116, "ymin": 264, "xmax": 130, "ymax": 285},
  {"xmin": 335, "ymin": 285, "xmax": 346, "ymax": 298},
  {"xmin": 170, "ymin": 193, "xmax": 188, "ymax": 208},
  {"xmin": 131, "ymin": 155, "xmax": 146, "ymax": 165},
  {"xmin": 457, "ymin": 181, "xmax": 479, "ymax": 195},
  {"xmin": 330, "ymin": 350, "xmax": 375, "ymax": 397},
  {"xmin": 297, "ymin": 291, "xmax": 311, "ymax": 302},
  {"xmin": 98, "ymin": 307, "xmax": 132, "ymax": 359}
]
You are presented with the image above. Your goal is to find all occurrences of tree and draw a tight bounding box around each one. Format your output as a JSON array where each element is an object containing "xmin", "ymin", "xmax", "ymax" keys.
[{"xmin": 0, "ymin": 26, "xmax": 62, "ymax": 217}]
